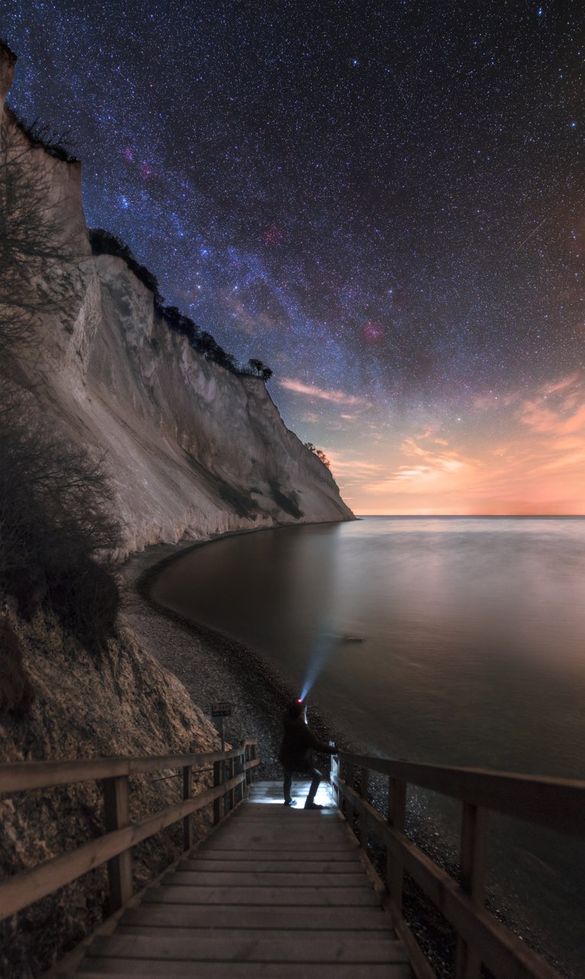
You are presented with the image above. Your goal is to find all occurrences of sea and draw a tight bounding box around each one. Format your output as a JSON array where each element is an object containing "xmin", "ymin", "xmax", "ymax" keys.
[{"xmin": 152, "ymin": 517, "xmax": 585, "ymax": 974}]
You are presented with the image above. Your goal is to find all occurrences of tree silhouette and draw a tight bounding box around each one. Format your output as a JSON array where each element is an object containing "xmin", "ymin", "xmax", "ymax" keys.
[
  {"xmin": 248, "ymin": 358, "xmax": 273, "ymax": 381},
  {"xmin": 304, "ymin": 442, "xmax": 331, "ymax": 468}
]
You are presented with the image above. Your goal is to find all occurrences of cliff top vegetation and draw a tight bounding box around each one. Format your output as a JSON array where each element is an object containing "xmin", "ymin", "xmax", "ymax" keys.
[{"xmin": 89, "ymin": 228, "xmax": 273, "ymax": 380}]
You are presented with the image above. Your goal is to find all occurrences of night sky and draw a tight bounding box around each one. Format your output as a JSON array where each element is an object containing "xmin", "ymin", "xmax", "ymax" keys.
[{"xmin": 2, "ymin": 1, "xmax": 585, "ymax": 513}]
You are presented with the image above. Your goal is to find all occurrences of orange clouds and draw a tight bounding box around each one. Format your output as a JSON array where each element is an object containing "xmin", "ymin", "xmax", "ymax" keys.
[
  {"xmin": 325, "ymin": 372, "xmax": 585, "ymax": 515},
  {"xmin": 279, "ymin": 378, "xmax": 368, "ymax": 406}
]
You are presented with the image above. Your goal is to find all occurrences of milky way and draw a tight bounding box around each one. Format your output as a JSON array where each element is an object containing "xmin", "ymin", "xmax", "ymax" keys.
[{"xmin": 2, "ymin": 2, "xmax": 585, "ymax": 512}]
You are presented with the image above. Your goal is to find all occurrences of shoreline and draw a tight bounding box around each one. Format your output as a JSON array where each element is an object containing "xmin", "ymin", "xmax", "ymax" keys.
[
  {"xmin": 122, "ymin": 538, "xmax": 342, "ymax": 779},
  {"xmin": 121, "ymin": 533, "xmax": 572, "ymax": 979}
]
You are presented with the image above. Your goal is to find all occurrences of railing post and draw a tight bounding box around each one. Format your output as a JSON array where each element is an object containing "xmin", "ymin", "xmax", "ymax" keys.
[
  {"xmin": 330, "ymin": 754, "xmax": 339, "ymax": 808},
  {"xmin": 182, "ymin": 765, "xmax": 192, "ymax": 850},
  {"xmin": 228, "ymin": 756, "xmax": 235, "ymax": 811},
  {"xmin": 359, "ymin": 767, "xmax": 369, "ymax": 849},
  {"xmin": 102, "ymin": 775, "xmax": 132, "ymax": 913},
  {"xmin": 238, "ymin": 747, "xmax": 245, "ymax": 803},
  {"xmin": 387, "ymin": 777, "xmax": 406, "ymax": 914},
  {"xmin": 213, "ymin": 759, "xmax": 222, "ymax": 824},
  {"xmin": 455, "ymin": 803, "xmax": 487, "ymax": 979},
  {"xmin": 338, "ymin": 756, "xmax": 346, "ymax": 816},
  {"xmin": 245, "ymin": 743, "xmax": 251, "ymax": 791}
]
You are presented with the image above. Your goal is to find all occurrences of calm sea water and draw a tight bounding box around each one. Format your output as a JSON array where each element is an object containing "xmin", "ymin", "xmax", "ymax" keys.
[{"xmin": 152, "ymin": 517, "xmax": 585, "ymax": 973}]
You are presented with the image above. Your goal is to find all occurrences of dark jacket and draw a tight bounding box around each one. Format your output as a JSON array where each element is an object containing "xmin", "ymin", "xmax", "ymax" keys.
[{"xmin": 279, "ymin": 712, "xmax": 334, "ymax": 771}]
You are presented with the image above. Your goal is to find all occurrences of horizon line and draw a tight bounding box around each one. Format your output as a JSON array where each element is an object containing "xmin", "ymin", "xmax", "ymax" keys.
[{"xmin": 353, "ymin": 513, "xmax": 585, "ymax": 518}]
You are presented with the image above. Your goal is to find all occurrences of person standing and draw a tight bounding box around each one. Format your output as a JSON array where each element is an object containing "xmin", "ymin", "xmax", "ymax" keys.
[{"xmin": 279, "ymin": 700, "xmax": 336, "ymax": 809}]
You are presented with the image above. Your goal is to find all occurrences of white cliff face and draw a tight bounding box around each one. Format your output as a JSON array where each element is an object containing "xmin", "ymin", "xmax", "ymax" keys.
[
  {"xmin": 1, "ymin": 43, "xmax": 352, "ymax": 554},
  {"xmin": 67, "ymin": 254, "xmax": 353, "ymax": 551}
]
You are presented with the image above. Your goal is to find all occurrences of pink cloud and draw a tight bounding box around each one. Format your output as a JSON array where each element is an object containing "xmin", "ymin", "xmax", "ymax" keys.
[{"xmin": 279, "ymin": 378, "xmax": 368, "ymax": 406}]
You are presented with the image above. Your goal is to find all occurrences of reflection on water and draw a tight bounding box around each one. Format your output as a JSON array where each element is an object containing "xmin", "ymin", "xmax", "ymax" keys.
[
  {"xmin": 154, "ymin": 517, "xmax": 585, "ymax": 776},
  {"xmin": 152, "ymin": 517, "xmax": 585, "ymax": 974}
]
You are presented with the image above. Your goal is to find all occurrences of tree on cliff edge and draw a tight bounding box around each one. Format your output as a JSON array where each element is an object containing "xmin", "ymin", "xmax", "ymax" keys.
[{"xmin": 0, "ymin": 114, "xmax": 79, "ymax": 358}]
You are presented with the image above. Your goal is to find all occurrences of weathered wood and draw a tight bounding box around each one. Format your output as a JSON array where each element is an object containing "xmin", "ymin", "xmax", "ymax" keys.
[
  {"xmin": 189, "ymin": 849, "xmax": 359, "ymax": 862},
  {"xmin": 118, "ymin": 924, "xmax": 401, "ymax": 942},
  {"xmin": 387, "ymin": 903, "xmax": 437, "ymax": 979},
  {"xmin": 0, "ymin": 743, "xmax": 258, "ymax": 794},
  {"xmin": 207, "ymin": 842, "xmax": 353, "ymax": 851},
  {"xmin": 120, "ymin": 905, "xmax": 391, "ymax": 931},
  {"xmin": 336, "ymin": 776, "xmax": 561, "ymax": 979},
  {"xmin": 102, "ymin": 775, "xmax": 133, "ymax": 913},
  {"xmin": 143, "ymin": 885, "xmax": 380, "ymax": 906},
  {"xmin": 455, "ymin": 803, "xmax": 487, "ymax": 979},
  {"xmin": 391, "ymin": 828, "xmax": 559, "ymax": 979},
  {"xmin": 76, "ymin": 963, "xmax": 411, "ymax": 977},
  {"xmin": 163, "ymin": 871, "xmax": 366, "ymax": 887},
  {"xmin": 359, "ymin": 767, "xmax": 369, "ymax": 849},
  {"xmin": 88, "ymin": 932, "xmax": 408, "ymax": 962},
  {"xmin": 178, "ymin": 859, "xmax": 361, "ymax": 873},
  {"xmin": 181, "ymin": 765, "xmax": 192, "ymax": 851},
  {"xmin": 213, "ymin": 830, "xmax": 349, "ymax": 845},
  {"xmin": 213, "ymin": 760, "xmax": 222, "ymax": 825},
  {"xmin": 0, "ymin": 771, "xmax": 245, "ymax": 921},
  {"xmin": 337, "ymin": 751, "xmax": 585, "ymax": 838},
  {"xmin": 387, "ymin": 777, "xmax": 406, "ymax": 914}
]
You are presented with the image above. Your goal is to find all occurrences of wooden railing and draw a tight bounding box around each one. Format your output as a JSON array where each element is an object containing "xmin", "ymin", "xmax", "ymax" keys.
[
  {"xmin": 331, "ymin": 751, "xmax": 585, "ymax": 979},
  {"xmin": 0, "ymin": 738, "xmax": 259, "ymax": 921}
]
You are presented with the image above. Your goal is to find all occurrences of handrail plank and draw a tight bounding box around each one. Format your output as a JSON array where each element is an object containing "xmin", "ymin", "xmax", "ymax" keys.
[
  {"xmin": 334, "ymin": 776, "xmax": 561, "ymax": 979},
  {"xmin": 337, "ymin": 751, "xmax": 585, "ymax": 838},
  {"xmin": 0, "ymin": 766, "xmax": 258, "ymax": 921},
  {"xmin": 0, "ymin": 743, "xmax": 257, "ymax": 794}
]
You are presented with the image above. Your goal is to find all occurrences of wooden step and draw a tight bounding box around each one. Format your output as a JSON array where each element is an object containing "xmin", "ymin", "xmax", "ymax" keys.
[
  {"xmin": 178, "ymin": 859, "xmax": 360, "ymax": 873},
  {"xmin": 86, "ymin": 933, "xmax": 408, "ymax": 963},
  {"xmin": 185, "ymin": 850, "xmax": 359, "ymax": 862},
  {"xmin": 120, "ymin": 905, "xmax": 391, "ymax": 931},
  {"xmin": 232, "ymin": 809, "xmax": 338, "ymax": 816},
  {"xmin": 77, "ymin": 966, "xmax": 410, "ymax": 977},
  {"xmin": 70, "ymin": 781, "xmax": 411, "ymax": 979},
  {"xmin": 162, "ymin": 871, "xmax": 366, "ymax": 888},
  {"xmin": 118, "ymin": 926, "xmax": 394, "ymax": 941},
  {"xmin": 209, "ymin": 828, "xmax": 349, "ymax": 841},
  {"xmin": 204, "ymin": 841, "xmax": 353, "ymax": 851},
  {"xmin": 143, "ymin": 885, "xmax": 379, "ymax": 906}
]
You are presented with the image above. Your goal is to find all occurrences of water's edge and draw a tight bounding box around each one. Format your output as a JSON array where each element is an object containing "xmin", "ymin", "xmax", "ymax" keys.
[{"xmin": 125, "ymin": 530, "xmax": 570, "ymax": 978}]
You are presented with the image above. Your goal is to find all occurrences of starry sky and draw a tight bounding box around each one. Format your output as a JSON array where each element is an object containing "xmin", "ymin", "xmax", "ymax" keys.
[{"xmin": 2, "ymin": 1, "xmax": 585, "ymax": 513}]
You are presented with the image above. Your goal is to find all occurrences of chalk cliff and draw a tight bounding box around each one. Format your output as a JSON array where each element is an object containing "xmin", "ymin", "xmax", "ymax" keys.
[
  {"xmin": 0, "ymin": 41, "xmax": 351, "ymax": 977},
  {"xmin": 0, "ymin": 43, "xmax": 352, "ymax": 554}
]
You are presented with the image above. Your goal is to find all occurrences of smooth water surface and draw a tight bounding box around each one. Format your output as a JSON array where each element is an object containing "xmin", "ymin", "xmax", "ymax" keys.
[
  {"xmin": 154, "ymin": 517, "xmax": 585, "ymax": 777},
  {"xmin": 153, "ymin": 517, "xmax": 585, "ymax": 973}
]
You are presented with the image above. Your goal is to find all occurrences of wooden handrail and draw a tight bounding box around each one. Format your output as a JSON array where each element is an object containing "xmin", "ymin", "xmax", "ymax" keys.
[
  {"xmin": 0, "ymin": 739, "xmax": 259, "ymax": 922},
  {"xmin": 336, "ymin": 750, "xmax": 585, "ymax": 838},
  {"xmin": 331, "ymin": 751, "xmax": 585, "ymax": 979},
  {"xmin": 0, "ymin": 740, "xmax": 258, "ymax": 794}
]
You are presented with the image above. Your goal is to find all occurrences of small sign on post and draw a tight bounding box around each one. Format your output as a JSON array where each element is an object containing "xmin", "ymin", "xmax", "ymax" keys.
[{"xmin": 210, "ymin": 702, "xmax": 233, "ymax": 752}]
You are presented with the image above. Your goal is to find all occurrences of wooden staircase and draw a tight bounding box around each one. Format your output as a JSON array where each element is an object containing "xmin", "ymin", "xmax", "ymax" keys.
[
  {"xmin": 2, "ymin": 740, "xmax": 584, "ymax": 978},
  {"xmin": 72, "ymin": 781, "xmax": 409, "ymax": 977}
]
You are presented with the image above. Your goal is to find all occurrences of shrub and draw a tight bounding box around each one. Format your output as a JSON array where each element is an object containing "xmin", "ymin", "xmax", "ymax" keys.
[
  {"xmin": 0, "ymin": 396, "xmax": 121, "ymax": 652},
  {"xmin": 304, "ymin": 442, "xmax": 331, "ymax": 468}
]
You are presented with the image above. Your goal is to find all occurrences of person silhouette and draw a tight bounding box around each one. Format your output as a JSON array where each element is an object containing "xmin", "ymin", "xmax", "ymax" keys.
[{"xmin": 278, "ymin": 699, "xmax": 336, "ymax": 809}]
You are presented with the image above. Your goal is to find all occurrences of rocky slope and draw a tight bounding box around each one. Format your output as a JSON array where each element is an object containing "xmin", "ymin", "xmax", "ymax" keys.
[
  {"xmin": 0, "ymin": 601, "xmax": 221, "ymax": 979},
  {"xmin": 0, "ymin": 42, "xmax": 352, "ymax": 555}
]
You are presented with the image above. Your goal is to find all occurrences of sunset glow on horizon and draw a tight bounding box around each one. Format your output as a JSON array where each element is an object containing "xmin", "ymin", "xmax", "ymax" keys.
[
  {"xmin": 313, "ymin": 370, "xmax": 585, "ymax": 516},
  {"xmin": 5, "ymin": 5, "xmax": 583, "ymax": 519}
]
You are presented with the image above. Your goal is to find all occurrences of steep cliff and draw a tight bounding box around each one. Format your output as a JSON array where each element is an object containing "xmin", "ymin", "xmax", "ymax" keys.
[
  {"xmin": 0, "ymin": 42, "xmax": 352, "ymax": 555},
  {"xmin": 0, "ymin": 40, "xmax": 351, "ymax": 977}
]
